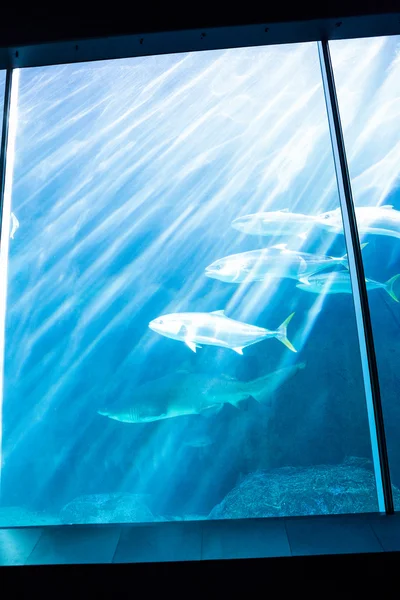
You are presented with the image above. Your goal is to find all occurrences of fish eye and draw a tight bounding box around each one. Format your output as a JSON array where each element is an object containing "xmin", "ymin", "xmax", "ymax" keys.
[
  {"xmin": 159, "ymin": 319, "xmax": 164, "ymax": 324},
  {"xmin": 324, "ymin": 214, "xmax": 330, "ymax": 219}
]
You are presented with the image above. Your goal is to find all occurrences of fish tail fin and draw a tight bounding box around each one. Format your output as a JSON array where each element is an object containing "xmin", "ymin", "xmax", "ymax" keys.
[
  {"xmin": 276, "ymin": 312, "xmax": 297, "ymax": 353},
  {"xmin": 385, "ymin": 274, "xmax": 400, "ymax": 302},
  {"xmin": 338, "ymin": 242, "xmax": 368, "ymax": 269},
  {"xmin": 249, "ymin": 361, "xmax": 306, "ymax": 403}
]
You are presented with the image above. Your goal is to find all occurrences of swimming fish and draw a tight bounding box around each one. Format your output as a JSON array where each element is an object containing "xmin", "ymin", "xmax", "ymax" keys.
[
  {"xmin": 10, "ymin": 213, "xmax": 19, "ymax": 239},
  {"xmin": 204, "ymin": 243, "xmax": 368, "ymax": 283},
  {"xmin": 316, "ymin": 205, "xmax": 400, "ymax": 239},
  {"xmin": 149, "ymin": 310, "xmax": 297, "ymax": 353},
  {"xmin": 232, "ymin": 205, "xmax": 400, "ymax": 241},
  {"xmin": 231, "ymin": 209, "xmax": 316, "ymax": 239},
  {"xmin": 98, "ymin": 362, "xmax": 306, "ymax": 424},
  {"xmin": 297, "ymin": 271, "xmax": 400, "ymax": 302}
]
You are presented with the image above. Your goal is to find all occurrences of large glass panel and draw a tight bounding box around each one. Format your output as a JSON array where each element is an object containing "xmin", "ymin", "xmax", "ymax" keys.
[
  {"xmin": 331, "ymin": 36, "xmax": 400, "ymax": 507},
  {"xmin": 0, "ymin": 45, "xmax": 380, "ymax": 527}
]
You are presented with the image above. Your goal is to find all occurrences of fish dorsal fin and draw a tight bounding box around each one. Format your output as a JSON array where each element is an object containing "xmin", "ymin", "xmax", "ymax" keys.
[
  {"xmin": 381, "ymin": 205, "xmax": 394, "ymax": 209},
  {"xmin": 271, "ymin": 243, "xmax": 287, "ymax": 250},
  {"xmin": 280, "ymin": 208, "xmax": 289, "ymax": 212},
  {"xmin": 211, "ymin": 310, "xmax": 226, "ymax": 317},
  {"xmin": 178, "ymin": 324, "xmax": 188, "ymax": 336}
]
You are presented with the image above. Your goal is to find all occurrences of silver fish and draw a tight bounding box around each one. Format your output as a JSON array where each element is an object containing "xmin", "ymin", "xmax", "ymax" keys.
[
  {"xmin": 149, "ymin": 310, "xmax": 297, "ymax": 353},
  {"xmin": 231, "ymin": 209, "xmax": 316, "ymax": 239},
  {"xmin": 233, "ymin": 205, "xmax": 400, "ymax": 241},
  {"xmin": 316, "ymin": 205, "xmax": 400, "ymax": 239},
  {"xmin": 297, "ymin": 271, "xmax": 400, "ymax": 302},
  {"xmin": 204, "ymin": 243, "xmax": 367, "ymax": 283},
  {"xmin": 98, "ymin": 363, "xmax": 306, "ymax": 424}
]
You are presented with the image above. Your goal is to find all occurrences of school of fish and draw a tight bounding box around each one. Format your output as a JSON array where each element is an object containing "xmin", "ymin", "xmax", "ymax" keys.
[{"xmin": 99, "ymin": 202, "xmax": 400, "ymax": 429}]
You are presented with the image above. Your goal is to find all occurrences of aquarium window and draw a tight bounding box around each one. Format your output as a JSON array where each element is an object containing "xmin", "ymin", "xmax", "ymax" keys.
[
  {"xmin": 330, "ymin": 35, "xmax": 400, "ymax": 509},
  {"xmin": 0, "ymin": 42, "xmax": 383, "ymax": 527}
]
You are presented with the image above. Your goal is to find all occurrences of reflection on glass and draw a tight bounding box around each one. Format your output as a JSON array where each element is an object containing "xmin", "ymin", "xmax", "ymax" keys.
[
  {"xmin": 331, "ymin": 36, "xmax": 400, "ymax": 508},
  {"xmin": 0, "ymin": 44, "xmax": 380, "ymax": 527}
]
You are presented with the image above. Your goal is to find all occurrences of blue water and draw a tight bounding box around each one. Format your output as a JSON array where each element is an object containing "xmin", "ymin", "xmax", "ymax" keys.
[{"xmin": 0, "ymin": 38, "xmax": 399, "ymax": 525}]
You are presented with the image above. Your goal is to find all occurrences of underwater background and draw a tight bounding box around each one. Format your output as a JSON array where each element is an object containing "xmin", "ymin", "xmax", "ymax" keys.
[{"xmin": 0, "ymin": 37, "xmax": 399, "ymax": 525}]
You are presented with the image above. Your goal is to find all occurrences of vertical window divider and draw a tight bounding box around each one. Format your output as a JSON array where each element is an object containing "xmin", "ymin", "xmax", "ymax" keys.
[{"xmin": 318, "ymin": 39, "xmax": 394, "ymax": 515}]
